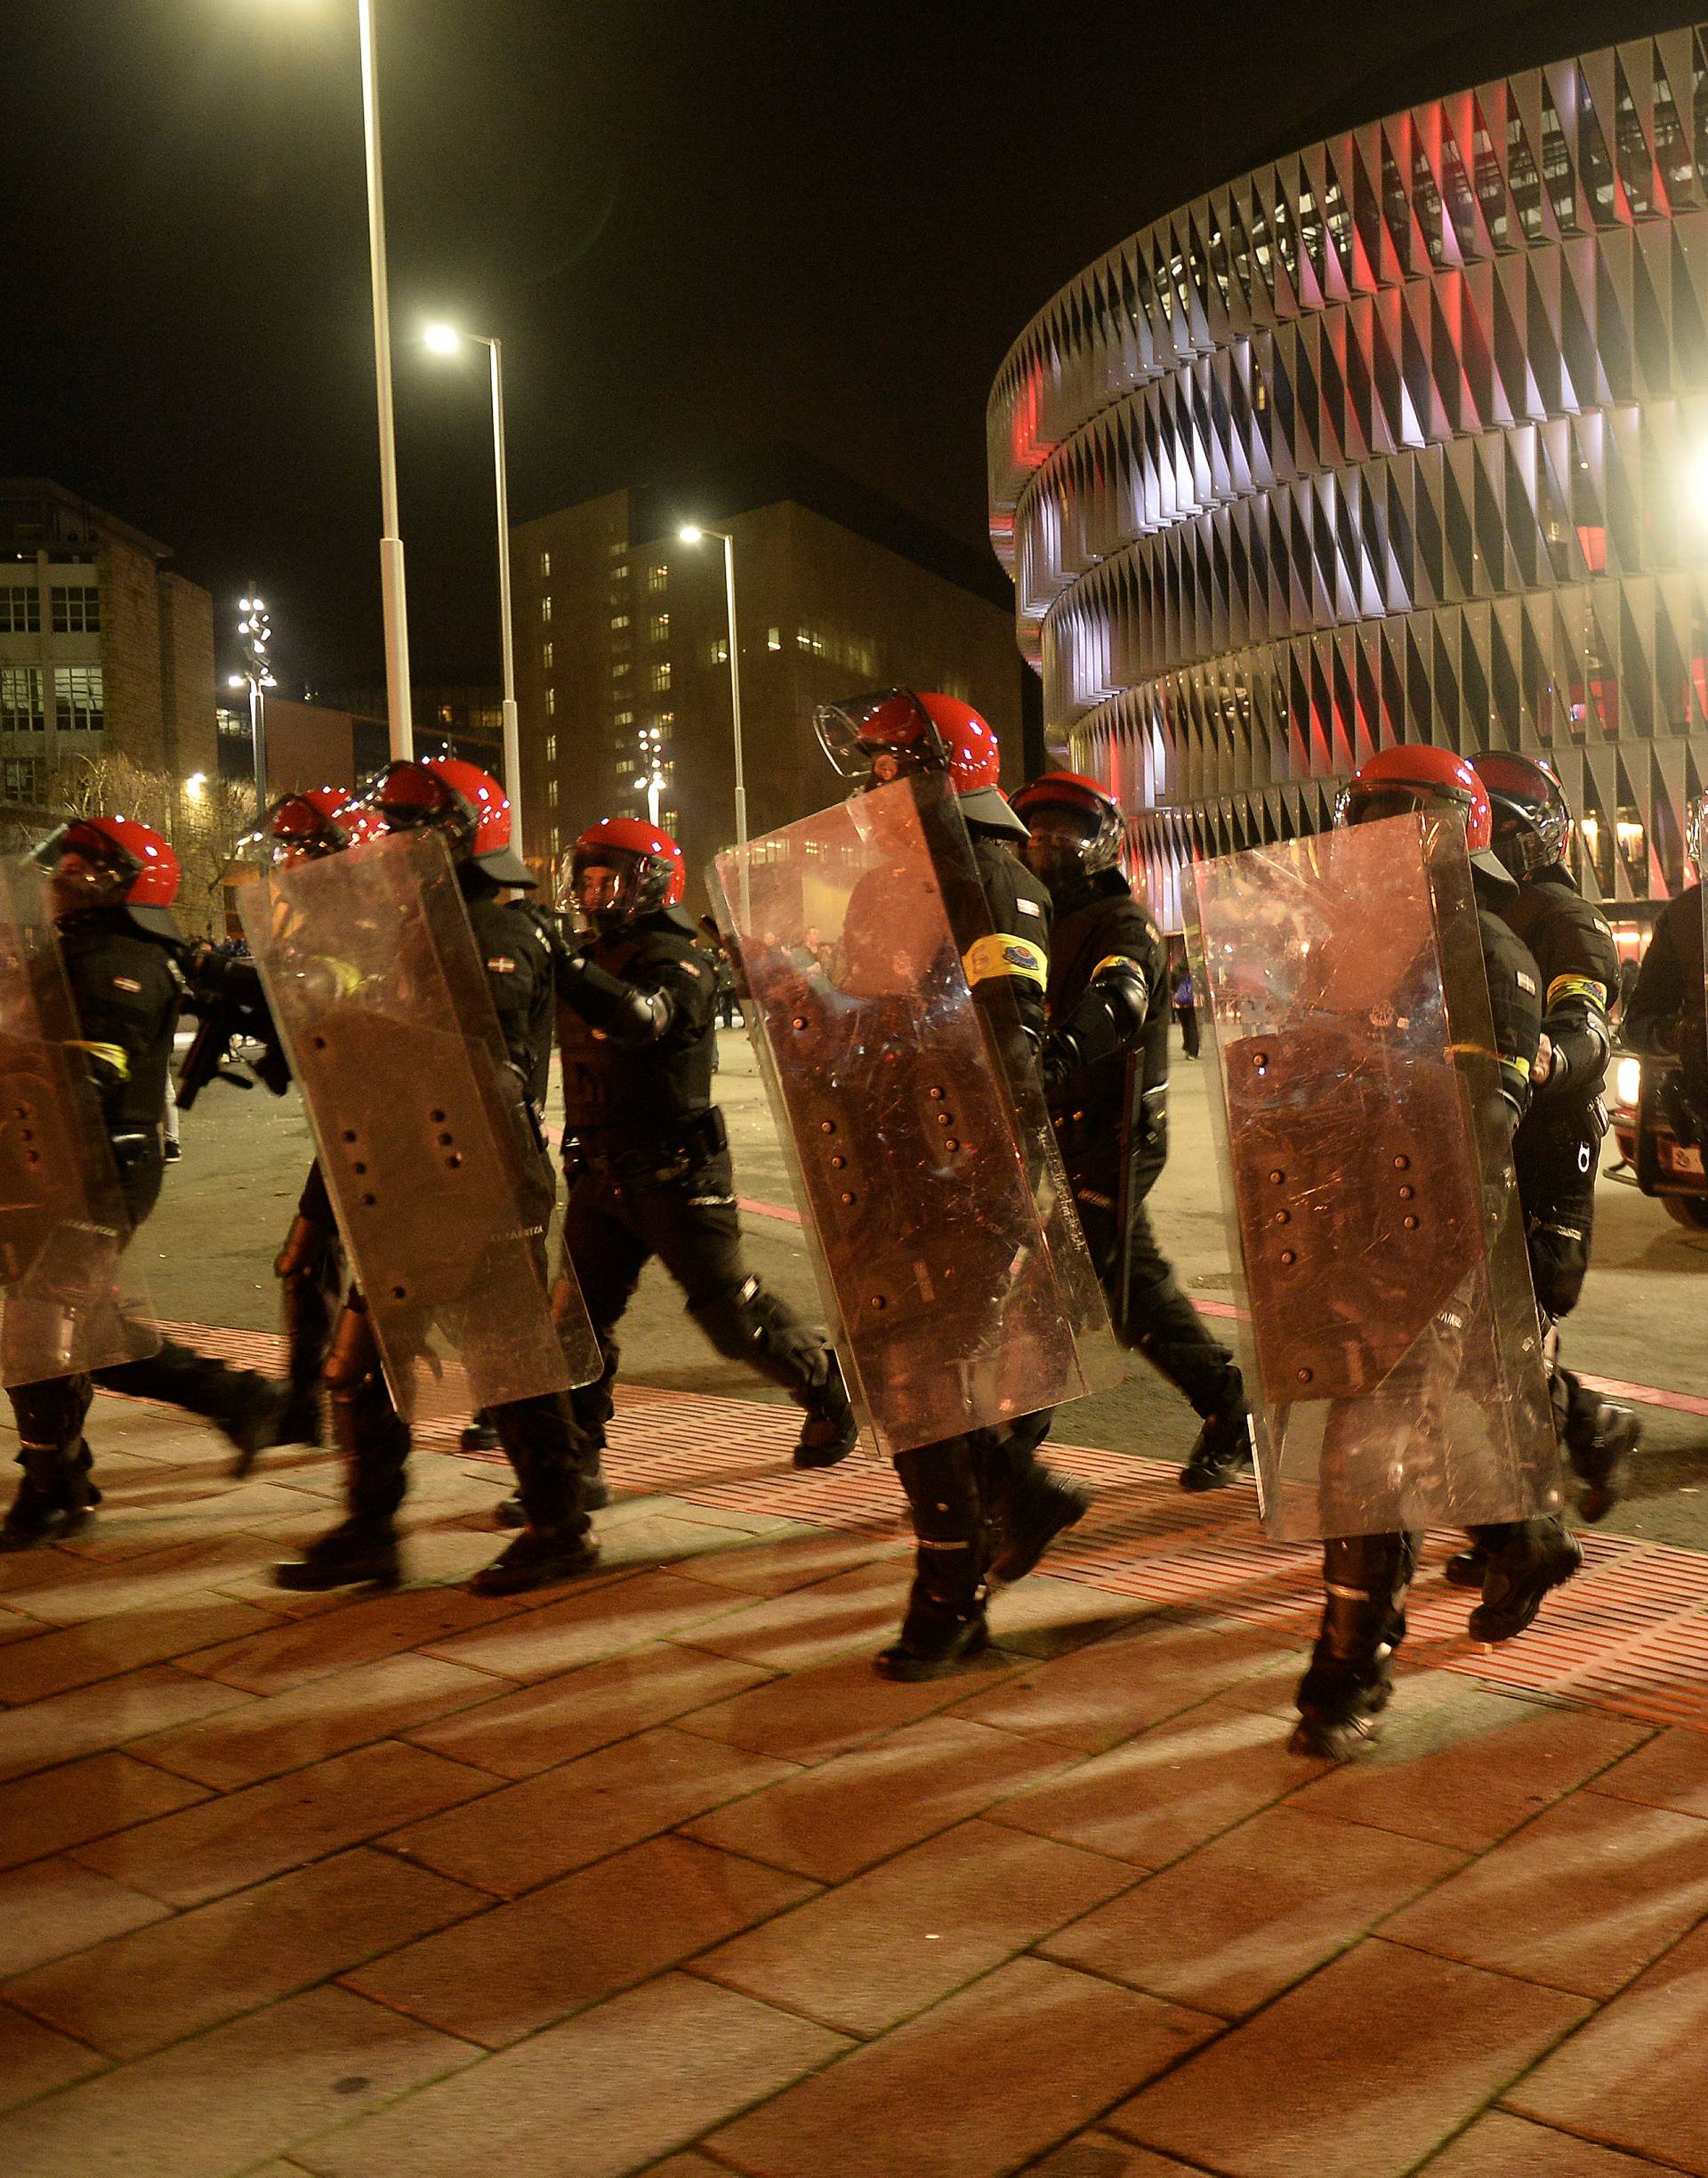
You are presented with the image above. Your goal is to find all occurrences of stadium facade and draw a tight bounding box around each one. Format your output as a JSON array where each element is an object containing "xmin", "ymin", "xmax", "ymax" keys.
[{"xmin": 987, "ymin": 23, "xmax": 1708, "ymax": 931}]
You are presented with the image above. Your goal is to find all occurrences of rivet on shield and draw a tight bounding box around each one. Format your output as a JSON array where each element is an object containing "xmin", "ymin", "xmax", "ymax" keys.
[
  {"xmin": 1269, "ymin": 1169, "xmax": 1285, "ymax": 1183},
  {"xmin": 1296, "ymin": 1367, "xmax": 1312, "ymax": 1383},
  {"xmin": 391, "ymin": 1285, "xmax": 407, "ymax": 1300},
  {"xmin": 1398, "ymin": 1184, "xmax": 1414, "ymax": 1199},
  {"xmin": 792, "ymin": 1017, "xmax": 807, "ymax": 1030},
  {"xmin": 1279, "ymin": 1249, "xmax": 1295, "ymax": 1264},
  {"xmin": 928, "ymin": 1087, "xmax": 945, "ymax": 1099},
  {"xmin": 1402, "ymin": 1215, "xmax": 1419, "ymax": 1230},
  {"xmin": 431, "ymin": 1109, "xmax": 447, "ymax": 1124},
  {"xmin": 1253, "ymin": 1051, "xmax": 1269, "ymax": 1069},
  {"xmin": 353, "ymin": 1162, "xmax": 367, "ymax": 1175},
  {"xmin": 1273, "ymin": 1209, "xmax": 1290, "ymax": 1224},
  {"xmin": 945, "ymin": 1139, "xmax": 960, "ymax": 1151},
  {"xmin": 342, "ymin": 1129, "xmax": 358, "ymax": 1143},
  {"xmin": 819, "ymin": 1120, "xmax": 835, "ymax": 1133},
  {"xmin": 437, "ymin": 1132, "xmax": 454, "ymax": 1147},
  {"xmin": 841, "ymin": 1190, "xmax": 855, "ymax": 1204},
  {"xmin": 1394, "ymin": 1154, "xmax": 1410, "ymax": 1170},
  {"xmin": 936, "ymin": 1113, "xmax": 951, "ymax": 1126},
  {"xmin": 447, "ymin": 1152, "xmax": 463, "ymax": 1167},
  {"xmin": 830, "ymin": 1154, "xmax": 846, "ymax": 1168},
  {"xmin": 871, "ymin": 1295, "xmax": 887, "ymax": 1310},
  {"xmin": 362, "ymin": 1192, "xmax": 377, "ymax": 1206},
  {"xmin": 312, "ymin": 1035, "xmax": 326, "ymax": 1050}
]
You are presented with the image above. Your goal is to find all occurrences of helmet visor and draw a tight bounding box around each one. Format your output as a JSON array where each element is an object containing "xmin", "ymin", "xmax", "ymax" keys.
[
  {"xmin": 364, "ymin": 761, "xmax": 473, "ymax": 853},
  {"xmin": 813, "ymin": 689, "xmax": 939, "ymax": 787},
  {"xmin": 35, "ymin": 823, "xmax": 134, "ymax": 916},
  {"xmin": 568, "ymin": 848, "xmax": 644, "ymax": 929},
  {"xmin": 265, "ymin": 794, "xmax": 348, "ymax": 865}
]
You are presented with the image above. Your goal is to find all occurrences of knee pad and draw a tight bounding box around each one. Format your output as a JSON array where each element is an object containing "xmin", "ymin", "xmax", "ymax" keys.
[
  {"xmin": 691, "ymin": 1277, "xmax": 828, "ymax": 1388},
  {"xmin": 10, "ymin": 1375, "xmax": 93, "ymax": 1451},
  {"xmin": 322, "ymin": 1305, "xmax": 381, "ymax": 1400},
  {"xmin": 276, "ymin": 1213, "xmax": 335, "ymax": 1287}
]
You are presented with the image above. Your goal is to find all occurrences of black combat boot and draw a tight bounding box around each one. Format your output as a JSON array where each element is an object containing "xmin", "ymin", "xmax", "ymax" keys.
[
  {"xmin": 979, "ymin": 1423, "xmax": 1091, "ymax": 1585},
  {"xmin": 1566, "ymin": 1401, "xmax": 1639, "ymax": 1524},
  {"xmin": 472, "ymin": 1525, "xmax": 600, "ymax": 1595},
  {"xmin": 1, "ymin": 1440, "xmax": 96, "ymax": 1551},
  {"xmin": 1179, "ymin": 1406, "xmax": 1255, "ymax": 1492},
  {"xmin": 794, "ymin": 1354, "xmax": 859, "ymax": 1470},
  {"xmin": 97, "ymin": 1342, "xmax": 288, "ymax": 1477},
  {"xmin": 1467, "ymin": 1520, "xmax": 1583, "ymax": 1643},
  {"xmin": 460, "ymin": 1411, "xmax": 503, "ymax": 1454},
  {"xmin": 1289, "ymin": 1532, "xmax": 1417, "ymax": 1760},
  {"xmin": 273, "ymin": 1516, "xmax": 400, "ymax": 1591},
  {"xmin": 1444, "ymin": 1546, "xmax": 1486, "ymax": 1590},
  {"xmin": 495, "ymin": 1460, "xmax": 610, "ymax": 1528},
  {"xmin": 875, "ymin": 1442, "xmax": 990, "ymax": 1681}
]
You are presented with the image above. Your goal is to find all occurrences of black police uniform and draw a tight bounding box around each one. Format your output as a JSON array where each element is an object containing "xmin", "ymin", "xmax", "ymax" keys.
[
  {"xmin": 867, "ymin": 819, "xmax": 1057, "ymax": 1674},
  {"xmin": 1623, "ymin": 883, "xmax": 1708, "ymax": 1133},
  {"xmin": 554, "ymin": 901, "xmax": 852, "ymax": 1461},
  {"xmin": 1500, "ymin": 867, "xmax": 1631, "ymax": 1510},
  {"xmin": 276, "ymin": 877, "xmax": 599, "ymax": 1592},
  {"xmin": 4, "ymin": 914, "xmax": 282, "ymax": 1544},
  {"xmin": 1041, "ymin": 868, "xmax": 1245, "ymax": 1457},
  {"xmin": 1295, "ymin": 901, "xmax": 1574, "ymax": 1751}
]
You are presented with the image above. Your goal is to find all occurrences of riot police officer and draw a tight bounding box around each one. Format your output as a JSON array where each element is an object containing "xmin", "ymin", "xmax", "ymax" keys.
[
  {"xmin": 3, "ymin": 818, "xmax": 286, "ymax": 1546},
  {"xmin": 1463, "ymin": 750, "xmax": 1635, "ymax": 1524},
  {"xmin": 1292, "ymin": 747, "xmax": 1579, "ymax": 1758},
  {"xmin": 1012, "ymin": 771, "xmax": 1251, "ymax": 1495},
  {"xmin": 272, "ymin": 757, "xmax": 600, "ymax": 1596},
  {"xmin": 553, "ymin": 815, "xmax": 857, "ymax": 1476},
  {"xmin": 812, "ymin": 689, "xmax": 1058, "ymax": 1678}
]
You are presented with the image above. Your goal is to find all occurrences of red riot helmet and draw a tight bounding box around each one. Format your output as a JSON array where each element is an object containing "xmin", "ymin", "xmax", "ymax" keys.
[
  {"xmin": 1468, "ymin": 750, "xmax": 1575, "ymax": 880},
  {"xmin": 814, "ymin": 687, "xmax": 1027, "ymax": 839},
  {"xmin": 261, "ymin": 786, "xmax": 362, "ymax": 867},
  {"xmin": 567, "ymin": 816, "xmax": 686, "ymax": 930},
  {"xmin": 1334, "ymin": 744, "xmax": 1513, "ymax": 888},
  {"xmin": 365, "ymin": 757, "xmax": 532, "ymax": 887},
  {"xmin": 33, "ymin": 815, "xmax": 182, "ymax": 937},
  {"xmin": 1012, "ymin": 770, "xmax": 1126, "ymax": 892}
]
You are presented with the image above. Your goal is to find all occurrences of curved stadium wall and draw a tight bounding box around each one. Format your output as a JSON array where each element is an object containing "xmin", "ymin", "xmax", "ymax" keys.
[{"xmin": 987, "ymin": 24, "xmax": 1708, "ymax": 930}]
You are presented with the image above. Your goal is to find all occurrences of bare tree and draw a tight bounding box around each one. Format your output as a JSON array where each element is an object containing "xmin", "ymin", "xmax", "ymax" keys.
[{"xmin": 47, "ymin": 754, "xmax": 256, "ymax": 937}]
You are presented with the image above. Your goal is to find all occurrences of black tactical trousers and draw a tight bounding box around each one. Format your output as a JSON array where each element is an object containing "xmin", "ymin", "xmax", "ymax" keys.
[
  {"xmin": 559, "ymin": 1150, "xmax": 828, "ymax": 1446},
  {"xmin": 275, "ymin": 1162, "xmax": 342, "ymax": 1404},
  {"xmin": 1526, "ymin": 1182, "xmax": 1617, "ymax": 1480},
  {"xmin": 324, "ymin": 1292, "xmax": 594, "ymax": 1534},
  {"xmin": 1076, "ymin": 1177, "xmax": 1244, "ymax": 1420}
]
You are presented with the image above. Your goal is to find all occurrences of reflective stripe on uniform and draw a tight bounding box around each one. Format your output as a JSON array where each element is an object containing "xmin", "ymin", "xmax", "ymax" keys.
[
  {"xmin": 68, "ymin": 1039, "xmax": 129, "ymax": 1080},
  {"xmin": 963, "ymin": 932, "xmax": 1047, "ymax": 987}
]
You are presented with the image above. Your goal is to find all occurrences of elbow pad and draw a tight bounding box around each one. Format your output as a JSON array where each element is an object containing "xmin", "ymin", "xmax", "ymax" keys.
[
  {"xmin": 1055, "ymin": 957, "xmax": 1150, "ymax": 1072},
  {"xmin": 558, "ymin": 954, "xmax": 673, "ymax": 1044}
]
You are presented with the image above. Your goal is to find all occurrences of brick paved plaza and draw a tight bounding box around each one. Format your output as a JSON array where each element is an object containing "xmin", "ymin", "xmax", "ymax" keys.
[{"xmin": 0, "ymin": 1364, "xmax": 1702, "ymax": 2178}]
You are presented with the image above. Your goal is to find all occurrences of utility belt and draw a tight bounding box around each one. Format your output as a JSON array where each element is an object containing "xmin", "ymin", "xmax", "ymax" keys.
[{"xmin": 562, "ymin": 1105, "xmax": 727, "ymax": 1185}]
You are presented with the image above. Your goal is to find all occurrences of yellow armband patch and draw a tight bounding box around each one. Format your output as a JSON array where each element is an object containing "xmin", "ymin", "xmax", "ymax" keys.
[
  {"xmin": 1546, "ymin": 973, "xmax": 1608, "ymax": 1010},
  {"xmin": 963, "ymin": 933, "xmax": 1048, "ymax": 988},
  {"xmin": 1092, "ymin": 954, "xmax": 1147, "ymax": 980},
  {"xmin": 68, "ymin": 1039, "xmax": 129, "ymax": 1080},
  {"xmin": 1505, "ymin": 1053, "xmax": 1533, "ymax": 1081}
]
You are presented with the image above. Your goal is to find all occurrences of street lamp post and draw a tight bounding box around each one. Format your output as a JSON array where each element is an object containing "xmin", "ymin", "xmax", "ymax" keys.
[
  {"xmin": 230, "ymin": 590, "xmax": 277, "ymax": 804},
  {"xmin": 679, "ymin": 524, "xmax": 748, "ymax": 913},
  {"xmin": 357, "ymin": 0, "xmax": 414, "ymax": 759},
  {"xmin": 424, "ymin": 323, "xmax": 522, "ymax": 841}
]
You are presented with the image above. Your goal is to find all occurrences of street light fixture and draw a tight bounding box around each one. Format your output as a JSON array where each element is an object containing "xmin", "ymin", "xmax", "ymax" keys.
[
  {"xmin": 423, "ymin": 320, "xmax": 523, "ymax": 842},
  {"xmin": 234, "ymin": 590, "xmax": 278, "ymax": 802},
  {"xmin": 677, "ymin": 522, "xmax": 748, "ymax": 877}
]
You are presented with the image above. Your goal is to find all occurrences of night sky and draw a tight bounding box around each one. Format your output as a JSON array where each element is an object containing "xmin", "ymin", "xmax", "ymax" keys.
[{"xmin": 7, "ymin": 0, "xmax": 1692, "ymax": 693}]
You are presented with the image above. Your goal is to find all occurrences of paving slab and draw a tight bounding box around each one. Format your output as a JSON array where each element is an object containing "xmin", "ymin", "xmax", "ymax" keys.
[
  {"xmin": 1041, "ymin": 1802, "xmax": 1465, "ymax": 2018},
  {"xmin": 691, "ymin": 1816, "xmax": 1137, "ymax": 2038},
  {"xmin": 0, "ymin": 1593, "xmax": 286, "ymax": 1705},
  {"xmin": 681, "ymin": 1712, "xmax": 1076, "ymax": 1883},
  {"xmin": 1504, "ymin": 1916, "xmax": 1708, "ymax": 2170},
  {"xmin": 0, "ymin": 1857, "xmax": 170, "ymax": 1979},
  {"xmin": 289, "ymin": 1972, "xmax": 848, "ymax": 2178},
  {"xmin": 0, "ymin": 2000, "xmax": 107, "ymax": 2116},
  {"xmin": 0, "ymin": 1749, "xmax": 209, "ymax": 1872},
  {"xmin": 705, "ymin": 1956, "xmax": 1219, "ymax": 2178},
  {"xmin": 1381, "ymin": 1787, "xmax": 1708, "ymax": 1997},
  {"xmin": 380, "ymin": 1724, "xmax": 800, "ymax": 1896},
  {"xmin": 342, "ymin": 1833, "xmax": 817, "ymax": 2046},
  {"xmin": 8, "ymin": 1848, "xmax": 487, "ymax": 2059},
  {"xmin": 0, "ymin": 1665, "xmax": 250, "ymax": 1783},
  {"xmin": 1108, "ymin": 1938, "xmax": 1590, "ymax": 2178},
  {"xmin": 1419, "ymin": 2110, "xmax": 1680, "ymax": 2173}
]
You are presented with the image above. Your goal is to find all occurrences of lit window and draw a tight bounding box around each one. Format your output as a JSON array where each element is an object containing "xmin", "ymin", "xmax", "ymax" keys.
[
  {"xmin": 649, "ymin": 663, "xmax": 672, "ymax": 694},
  {"xmin": 544, "ymin": 732, "xmax": 557, "ymax": 762},
  {"xmin": 542, "ymin": 641, "xmax": 553, "ymax": 670},
  {"xmin": 52, "ymin": 586, "xmax": 100, "ymax": 634},
  {"xmin": 612, "ymin": 564, "xmax": 629, "ymax": 580},
  {"xmin": 550, "ymin": 822, "xmax": 560, "ymax": 854},
  {"xmin": 767, "ymin": 626, "xmax": 781, "ymax": 651},
  {"xmin": 608, "ymin": 540, "xmax": 627, "ymax": 558},
  {"xmin": 546, "ymin": 686, "xmax": 556, "ymax": 714},
  {"xmin": 53, "ymin": 666, "xmax": 104, "ymax": 732},
  {"xmin": 614, "ymin": 707, "xmax": 634, "ymax": 726},
  {"xmin": 796, "ymin": 627, "xmax": 826, "ymax": 655},
  {"xmin": 0, "ymin": 587, "xmax": 40, "ymax": 634},
  {"xmin": 538, "ymin": 550, "xmax": 552, "ymax": 579},
  {"xmin": 705, "ymin": 637, "xmax": 728, "ymax": 667},
  {"xmin": 540, "ymin": 594, "xmax": 552, "ymax": 624},
  {"xmin": 0, "ymin": 667, "xmax": 44, "ymax": 732},
  {"xmin": 547, "ymin": 778, "xmax": 559, "ymax": 809},
  {"xmin": 649, "ymin": 614, "xmax": 668, "ymax": 641},
  {"xmin": 647, "ymin": 565, "xmax": 667, "ymax": 593},
  {"xmin": 610, "ymin": 614, "xmax": 630, "ymax": 631},
  {"xmin": 612, "ymin": 660, "xmax": 631, "ymax": 679}
]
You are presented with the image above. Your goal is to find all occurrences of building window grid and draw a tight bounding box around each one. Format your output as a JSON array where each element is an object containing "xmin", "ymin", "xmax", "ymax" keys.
[
  {"xmin": 51, "ymin": 585, "xmax": 100, "ymax": 633},
  {"xmin": 0, "ymin": 587, "xmax": 40, "ymax": 634},
  {"xmin": 542, "ymin": 641, "xmax": 553, "ymax": 670},
  {"xmin": 540, "ymin": 594, "xmax": 552, "ymax": 625},
  {"xmin": 538, "ymin": 550, "xmax": 552, "ymax": 579},
  {"xmin": 544, "ymin": 732, "xmax": 557, "ymax": 763},
  {"xmin": 0, "ymin": 666, "xmax": 45, "ymax": 732},
  {"xmin": 54, "ymin": 666, "xmax": 104, "ymax": 733}
]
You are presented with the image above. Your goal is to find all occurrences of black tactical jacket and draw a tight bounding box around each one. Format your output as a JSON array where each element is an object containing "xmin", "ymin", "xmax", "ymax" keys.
[
  {"xmin": 59, "ymin": 912, "xmax": 187, "ymax": 1221},
  {"xmin": 1500, "ymin": 867, "xmax": 1618, "ymax": 1206},
  {"xmin": 555, "ymin": 906, "xmax": 717, "ymax": 1145},
  {"xmin": 1044, "ymin": 872, "xmax": 1167, "ymax": 1191}
]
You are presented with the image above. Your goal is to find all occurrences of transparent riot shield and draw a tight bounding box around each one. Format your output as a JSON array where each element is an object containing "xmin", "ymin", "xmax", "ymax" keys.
[
  {"xmin": 241, "ymin": 830, "xmax": 597, "ymax": 1424},
  {"xmin": 713, "ymin": 773, "xmax": 1120, "ymax": 1458},
  {"xmin": 0, "ymin": 858, "xmax": 158, "ymax": 1384},
  {"xmin": 1185, "ymin": 813, "xmax": 1559, "ymax": 1543}
]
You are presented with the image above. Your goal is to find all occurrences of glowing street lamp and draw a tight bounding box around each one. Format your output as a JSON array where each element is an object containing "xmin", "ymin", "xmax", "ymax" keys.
[
  {"xmin": 233, "ymin": 590, "xmax": 278, "ymax": 798},
  {"xmin": 423, "ymin": 320, "xmax": 523, "ymax": 839},
  {"xmin": 677, "ymin": 521, "xmax": 748, "ymax": 869}
]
